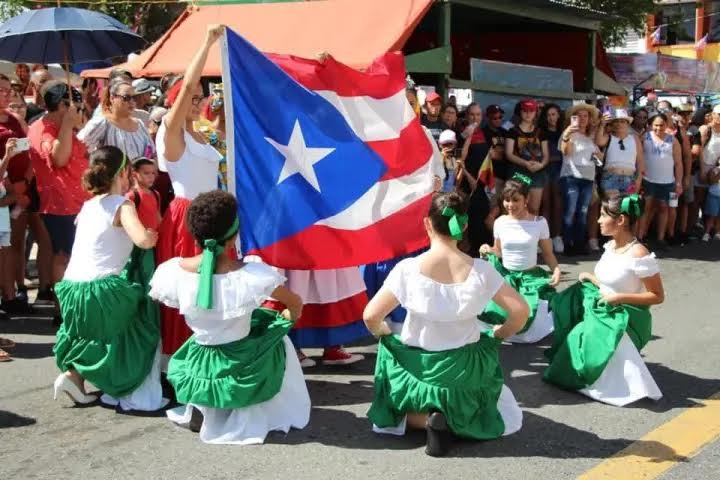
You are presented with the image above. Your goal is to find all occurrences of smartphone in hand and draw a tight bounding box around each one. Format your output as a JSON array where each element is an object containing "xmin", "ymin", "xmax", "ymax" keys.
[{"xmin": 15, "ymin": 138, "xmax": 29, "ymax": 152}]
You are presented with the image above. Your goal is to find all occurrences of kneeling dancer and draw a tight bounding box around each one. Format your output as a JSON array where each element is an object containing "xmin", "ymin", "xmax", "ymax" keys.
[
  {"xmin": 363, "ymin": 192, "xmax": 527, "ymax": 457},
  {"xmin": 478, "ymin": 174, "xmax": 561, "ymax": 343},
  {"xmin": 544, "ymin": 194, "xmax": 664, "ymax": 406},
  {"xmin": 53, "ymin": 146, "xmax": 165, "ymax": 411},
  {"xmin": 150, "ymin": 191, "xmax": 310, "ymax": 444}
]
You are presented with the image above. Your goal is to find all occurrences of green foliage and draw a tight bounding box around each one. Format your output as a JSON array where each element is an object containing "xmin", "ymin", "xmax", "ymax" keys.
[{"xmin": 564, "ymin": 0, "xmax": 658, "ymax": 47}]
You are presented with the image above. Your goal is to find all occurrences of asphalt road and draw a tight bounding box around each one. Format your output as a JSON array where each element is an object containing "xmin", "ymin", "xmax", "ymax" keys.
[{"xmin": 2, "ymin": 244, "xmax": 719, "ymax": 480}]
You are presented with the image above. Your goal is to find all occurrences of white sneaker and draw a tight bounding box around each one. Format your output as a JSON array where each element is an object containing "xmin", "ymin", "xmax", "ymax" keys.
[
  {"xmin": 552, "ymin": 236, "xmax": 564, "ymax": 253},
  {"xmin": 702, "ymin": 233, "xmax": 711, "ymax": 242},
  {"xmin": 588, "ymin": 238, "xmax": 600, "ymax": 252},
  {"xmin": 714, "ymin": 233, "xmax": 720, "ymax": 241}
]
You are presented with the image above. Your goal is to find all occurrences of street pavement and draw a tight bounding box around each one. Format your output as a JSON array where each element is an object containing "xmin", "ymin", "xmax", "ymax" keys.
[{"xmin": 1, "ymin": 243, "xmax": 719, "ymax": 480}]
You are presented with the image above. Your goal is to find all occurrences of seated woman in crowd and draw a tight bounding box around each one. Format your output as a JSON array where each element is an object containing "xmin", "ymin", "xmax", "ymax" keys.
[
  {"xmin": 150, "ymin": 191, "xmax": 310, "ymax": 444},
  {"xmin": 478, "ymin": 174, "xmax": 561, "ymax": 344},
  {"xmin": 53, "ymin": 146, "xmax": 165, "ymax": 412},
  {"xmin": 544, "ymin": 194, "xmax": 664, "ymax": 406},
  {"xmin": 363, "ymin": 192, "xmax": 527, "ymax": 457}
]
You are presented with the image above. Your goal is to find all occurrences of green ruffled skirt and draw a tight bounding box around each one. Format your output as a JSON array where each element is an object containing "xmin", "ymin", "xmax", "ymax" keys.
[
  {"xmin": 368, "ymin": 333, "xmax": 507, "ymax": 440},
  {"xmin": 543, "ymin": 281, "xmax": 651, "ymax": 390},
  {"xmin": 479, "ymin": 253, "xmax": 556, "ymax": 333},
  {"xmin": 168, "ymin": 309, "xmax": 292, "ymax": 410},
  {"xmin": 53, "ymin": 247, "xmax": 160, "ymax": 398}
]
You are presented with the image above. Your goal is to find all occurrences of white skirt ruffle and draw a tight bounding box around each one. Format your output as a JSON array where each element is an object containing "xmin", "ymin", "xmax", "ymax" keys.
[
  {"xmin": 166, "ymin": 337, "xmax": 311, "ymax": 444},
  {"xmin": 579, "ymin": 333, "xmax": 663, "ymax": 407},
  {"xmin": 100, "ymin": 344, "xmax": 169, "ymax": 412},
  {"xmin": 477, "ymin": 300, "xmax": 554, "ymax": 344}
]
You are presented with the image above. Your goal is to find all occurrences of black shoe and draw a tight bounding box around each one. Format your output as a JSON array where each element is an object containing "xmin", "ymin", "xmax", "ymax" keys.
[
  {"xmin": 189, "ymin": 407, "xmax": 204, "ymax": 433},
  {"xmin": 655, "ymin": 240, "xmax": 670, "ymax": 252},
  {"xmin": 15, "ymin": 287, "xmax": 28, "ymax": 304},
  {"xmin": 425, "ymin": 411, "xmax": 452, "ymax": 457},
  {"xmin": 0, "ymin": 310, "xmax": 8, "ymax": 322},
  {"xmin": 1, "ymin": 298, "xmax": 34, "ymax": 315},
  {"xmin": 35, "ymin": 288, "xmax": 57, "ymax": 305}
]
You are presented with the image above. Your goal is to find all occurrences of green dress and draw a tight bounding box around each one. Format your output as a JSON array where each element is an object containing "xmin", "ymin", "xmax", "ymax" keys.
[
  {"xmin": 478, "ymin": 253, "xmax": 556, "ymax": 335},
  {"xmin": 54, "ymin": 246, "xmax": 160, "ymax": 398}
]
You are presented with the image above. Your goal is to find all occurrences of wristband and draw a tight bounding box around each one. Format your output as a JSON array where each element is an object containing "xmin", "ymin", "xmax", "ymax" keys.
[{"xmin": 562, "ymin": 136, "xmax": 570, "ymax": 142}]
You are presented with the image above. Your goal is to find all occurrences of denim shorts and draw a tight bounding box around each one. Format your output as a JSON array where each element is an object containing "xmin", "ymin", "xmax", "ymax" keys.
[
  {"xmin": 642, "ymin": 180, "xmax": 675, "ymax": 203},
  {"xmin": 508, "ymin": 165, "xmax": 548, "ymax": 189},
  {"xmin": 601, "ymin": 173, "xmax": 635, "ymax": 194},
  {"xmin": 0, "ymin": 231, "xmax": 9, "ymax": 248},
  {"xmin": 705, "ymin": 192, "xmax": 720, "ymax": 217},
  {"xmin": 41, "ymin": 214, "xmax": 77, "ymax": 255}
]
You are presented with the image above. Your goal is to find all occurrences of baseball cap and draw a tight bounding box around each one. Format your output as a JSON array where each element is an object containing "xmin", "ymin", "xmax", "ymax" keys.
[
  {"xmin": 486, "ymin": 105, "xmax": 505, "ymax": 116},
  {"xmin": 425, "ymin": 92, "xmax": 442, "ymax": 104},
  {"xmin": 438, "ymin": 129, "xmax": 457, "ymax": 145},
  {"xmin": 43, "ymin": 82, "xmax": 82, "ymax": 109},
  {"xmin": 519, "ymin": 99, "xmax": 538, "ymax": 112},
  {"xmin": 132, "ymin": 78, "xmax": 155, "ymax": 95}
]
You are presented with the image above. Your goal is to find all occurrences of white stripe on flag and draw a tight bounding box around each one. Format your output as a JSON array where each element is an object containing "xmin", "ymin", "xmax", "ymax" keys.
[
  {"xmin": 315, "ymin": 155, "xmax": 434, "ymax": 230},
  {"xmin": 316, "ymin": 89, "xmax": 417, "ymax": 142}
]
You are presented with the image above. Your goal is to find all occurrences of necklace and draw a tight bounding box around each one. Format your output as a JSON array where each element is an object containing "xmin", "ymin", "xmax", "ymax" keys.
[{"xmin": 612, "ymin": 237, "xmax": 637, "ymax": 254}]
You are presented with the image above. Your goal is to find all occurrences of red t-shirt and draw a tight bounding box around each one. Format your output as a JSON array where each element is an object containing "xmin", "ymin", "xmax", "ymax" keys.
[
  {"xmin": 125, "ymin": 188, "xmax": 160, "ymax": 230},
  {"xmin": 27, "ymin": 117, "xmax": 90, "ymax": 216},
  {"xmin": 0, "ymin": 115, "xmax": 30, "ymax": 183}
]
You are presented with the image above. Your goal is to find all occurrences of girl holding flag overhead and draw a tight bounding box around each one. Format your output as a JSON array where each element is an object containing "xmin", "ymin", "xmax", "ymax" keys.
[
  {"xmin": 52, "ymin": 146, "xmax": 165, "ymax": 411},
  {"xmin": 544, "ymin": 194, "xmax": 664, "ymax": 406},
  {"xmin": 155, "ymin": 25, "xmax": 230, "ymax": 358},
  {"xmin": 150, "ymin": 191, "xmax": 310, "ymax": 444},
  {"xmin": 363, "ymin": 192, "xmax": 526, "ymax": 457},
  {"xmin": 478, "ymin": 173, "xmax": 561, "ymax": 343}
]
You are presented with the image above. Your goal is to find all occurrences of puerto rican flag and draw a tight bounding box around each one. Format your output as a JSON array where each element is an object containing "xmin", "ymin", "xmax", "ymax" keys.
[{"xmin": 221, "ymin": 28, "xmax": 434, "ymax": 269}]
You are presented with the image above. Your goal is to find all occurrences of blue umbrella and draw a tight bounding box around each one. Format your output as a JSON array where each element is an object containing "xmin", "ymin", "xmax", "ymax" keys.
[{"xmin": 0, "ymin": 7, "xmax": 145, "ymax": 65}]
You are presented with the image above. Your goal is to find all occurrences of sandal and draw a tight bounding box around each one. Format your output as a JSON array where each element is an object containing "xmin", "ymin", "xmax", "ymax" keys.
[
  {"xmin": 0, "ymin": 348, "xmax": 11, "ymax": 362},
  {"xmin": 0, "ymin": 337, "xmax": 15, "ymax": 349}
]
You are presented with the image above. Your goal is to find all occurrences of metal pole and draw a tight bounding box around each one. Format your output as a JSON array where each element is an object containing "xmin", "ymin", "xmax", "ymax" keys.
[{"xmin": 437, "ymin": 0, "xmax": 451, "ymax": 99}]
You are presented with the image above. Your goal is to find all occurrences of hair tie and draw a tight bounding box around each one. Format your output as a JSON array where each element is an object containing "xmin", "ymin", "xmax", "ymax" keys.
[
  {"xmin": 511, "ymin": 172, "xmax": 532, "ymax": 187},
  {"xmin": 196, "ymin": 217, "xmax": 240, "ymax": 309},
  {"xmin": 441, "ymin": 206, "xmax": 468, "ymax": 241},
  {"xmin": 620, "ymin": 194, "xmax": 643, "ymax": 218},
  {"xmin": 113, "ymin": 153, "xmax": 127, "ymax": 179}
]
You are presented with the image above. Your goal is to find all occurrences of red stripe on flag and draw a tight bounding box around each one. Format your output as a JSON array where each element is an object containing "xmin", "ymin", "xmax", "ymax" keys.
[
  {"xmin": 293, "ymin": 291, "xmax": 368, "ymax": 329},
  {"xmin": 368, "ymin": 120, "xmax": 433, "ymax": 180},
  {"xmin": 270, "ymin": 51, "xmax": 406, "ymax": 99},
  {"xmin": 249, "ymin": 194, "xmax": 433, "ymax": 269}
]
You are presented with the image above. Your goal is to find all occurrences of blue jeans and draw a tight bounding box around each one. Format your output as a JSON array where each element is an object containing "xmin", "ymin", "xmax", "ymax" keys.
[{"xmin": 560, "ymin": 176, "xmax": 594, "ymax": 247}]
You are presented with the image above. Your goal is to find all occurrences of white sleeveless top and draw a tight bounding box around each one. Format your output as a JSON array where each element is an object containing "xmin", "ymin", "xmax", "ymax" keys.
[
  {"xmin": 604, "ymin": 134, "xmax": 637, "ymax": 172},
  {"xmin": 382, "ymin": 256, "xmax": 505, "ymax": 351},
  {"xmin": 493, "ymin": 215, "xmax": 550, "ymax": 271},
  {"xmin": 64, "ymin": 195, "xmax": 133, "ymax": 282},
  {"xmin": 643, "ymin": 132, "xmax": 675, "ymax": 184},
  {"xmin": 156, "ymin": 120, "xmax": 222, "ymax": 199},
  {"xmin": 594, "ymin": 242, "xmax": 660, "ymax": 295},
  {"xmin": 703, "ymin": 127, "xmax": 720, "ymax": 167}
]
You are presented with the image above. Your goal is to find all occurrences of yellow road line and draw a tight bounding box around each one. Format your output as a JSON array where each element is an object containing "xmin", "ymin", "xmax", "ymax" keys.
[{"xmin": 579, "ymin": 393, "xmax": 720, "ymax": 480}]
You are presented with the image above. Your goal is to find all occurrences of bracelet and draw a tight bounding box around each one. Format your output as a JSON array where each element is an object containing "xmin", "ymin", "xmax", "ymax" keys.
[{"xmin": 562, "ymin": 136, "xmax": 570, "ymax": 142}]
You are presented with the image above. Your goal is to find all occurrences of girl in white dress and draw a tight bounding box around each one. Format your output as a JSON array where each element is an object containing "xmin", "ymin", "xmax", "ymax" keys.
[
  {"xmin": 363, "ymin": 192, "xmax": 528, "ymax": 457},
  {"xmin": 478, "ymin": 174, "xmax": 561, "ymax": 343},
  {"xmin": 150, "ymin": 191, "xmax": 310, "ymax": 444},
  {"xmin": 53, "ymin": 146, "xmax": 165, "ymax": 411},
  {"xmin": 544, "ymin": 194, "xmax": 664, "ymax": 406}
]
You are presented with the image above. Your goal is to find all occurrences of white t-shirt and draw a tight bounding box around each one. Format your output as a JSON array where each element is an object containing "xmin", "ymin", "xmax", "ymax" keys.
[
  {"xmin": 643, "ymin": 132, "xmax": 675, "ymax": 184},
  {"xmin": 382, "ymin": 256, "xmax": 504, "ymax": 351},
  {"xmin": 560, "ymin": 132, "xmax": 596, "ymax": 180},
  {"xmin": 493, "ymin": 215, "xmax": 550, "ymax": 271},
  {"xmin": 594, "ymin": 242, "xmax": 660, "ymax": 295}
]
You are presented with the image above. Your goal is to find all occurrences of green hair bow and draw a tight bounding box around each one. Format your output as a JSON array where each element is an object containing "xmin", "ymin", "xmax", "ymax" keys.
[
  {"xmin": 511, "ymin": 172, "xmax": 532, "ymax": 187},
  {"xmin": 620, "ymin": 194, "xmax": 643, "ymax": 218},
  {"xmin": 441, "ymin": 206, "xmax": 468, "ymax": 241},
  {"xmin": 196, "ymin": 217, "xmax": 240, "ymax": 309}
]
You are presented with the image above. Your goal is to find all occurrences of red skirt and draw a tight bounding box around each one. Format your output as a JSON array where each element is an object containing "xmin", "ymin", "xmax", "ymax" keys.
[{"xmin": 156, "ymin": 197, "xmax": 236, "ymax": 355}]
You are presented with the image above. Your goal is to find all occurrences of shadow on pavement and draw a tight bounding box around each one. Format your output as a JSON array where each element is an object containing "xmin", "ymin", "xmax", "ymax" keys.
[
  {"xmin": 5, "ymin": 341, "xmax": 55, "ymax": 359},
  {"xmin": 0, "ymin": 410, "xmax": 37, "ymax": 429},
  {"xmin": 305, "ymin": 379, "xmax": 374, "ymax": 407},
  {"xmin": 632, "ymin": 362, "xmax": 720, "ymax": 412}
]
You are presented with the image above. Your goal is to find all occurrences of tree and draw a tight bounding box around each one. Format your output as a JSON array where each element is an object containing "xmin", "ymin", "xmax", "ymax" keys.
[
  {"xmin": 0, "ymin": 1, "xmax": 185, "ymax": 44},
  {"xmin": 565, "ymin": 0, "xmax": 657, "ymax": 47}
]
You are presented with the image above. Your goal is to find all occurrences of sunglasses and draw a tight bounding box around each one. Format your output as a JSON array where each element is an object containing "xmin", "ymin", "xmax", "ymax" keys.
[
  {"xmin": 191, "ymin": 95, "xmax": 207, "ymax": 106},
  {"xmin": 618, "ymin": 139, "xmax": 625, "ymax": 151},
  {"xmin": 114, "ymin": 94, "xmax": 136, "ymax": 103}
]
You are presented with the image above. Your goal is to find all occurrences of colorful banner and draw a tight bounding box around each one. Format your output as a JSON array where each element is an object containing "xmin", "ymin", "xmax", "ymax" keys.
[{"xmin": 609, "ymin": 53, "xmax": 720, "ymax": 93}]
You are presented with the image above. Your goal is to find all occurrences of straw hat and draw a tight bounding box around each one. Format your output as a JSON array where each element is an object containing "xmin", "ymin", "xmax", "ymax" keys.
[
  {"xmin": 566, "ymin": 103, "xmax": 600, "ymax": 121},
  {"xmin": 608, "ymin": 108, "xmax": 633, "ymax": 123}
]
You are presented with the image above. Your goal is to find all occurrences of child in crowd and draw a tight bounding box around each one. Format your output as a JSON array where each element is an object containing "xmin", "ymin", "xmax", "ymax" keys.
[
  {"xmin": 126, "ymin": 157, "xmax": 161, "ymax": 231},
  {"xmin": 150, "ymin": 190, "xmax": 310, "ymax": 444},
  {"xmin": 53, "ymin": 146, "xmax": 166, "ymax": 411}
]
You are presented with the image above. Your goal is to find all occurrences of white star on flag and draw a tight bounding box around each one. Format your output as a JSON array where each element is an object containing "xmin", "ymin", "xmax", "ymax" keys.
[{"xmin": 265, "ymin": 119, "xmax": 335, "ymax": 192}]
